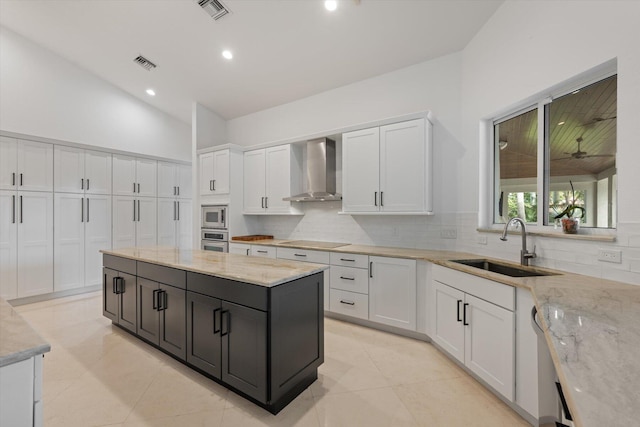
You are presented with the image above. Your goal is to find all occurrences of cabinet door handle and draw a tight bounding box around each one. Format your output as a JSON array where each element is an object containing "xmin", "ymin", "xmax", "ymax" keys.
[
  {"xmin": 209, "ymin": 180, "xmax": 213, "ymax": 191},
  {"xmin": 86, "ymin": 198, "xmax": 90, "ymax": 222},
  {"xmin": 173, "ymin": 186, "xmax": 177, "ymax": 196},
  {"xmin": 173, "ymin": 201, "xmax": 177, "ymax": 221},
  {"xmin": 374, "ymin": 191, "xmax": 377, "ymax": 206},
  {"xmin": 456, "ymin": 300, "xmax": 463, "ymax": 322},
  {"xmin": 220, "ymin": 310, "xmax": 230, "ymax": 336},
  {"xmin": 340, "ymin": 300, "xmax": 355, "ymax": 306},
  {"xmin": 81, "ymin": 178, "xmax": 84, "ymax": 190},
  {"xmin": 137, "ymin": 199, "xmax": 141, "ymax": 222},
  {"xmin": 380, "ymin": 191, "xmax": 384, "ymax": 207},
  {"xmin": 11, "ymin": 195, "xmax": 15, "ymax": 223},
  {"xmin": 12, "ymin": 172, "xmax": 15, "ymax": 186},
  {"xmin": 340, "ymin": 258, "xmax": 355, "ymax": 262},
  {"xmin": 112, "ymin": 277, "xmax": 118, "ymax": 294},
  {"xmin": 177, "ymin": 186, "xmax": 179, "ymax": 196},
  {"xmin": 133, "ymin": 182, "xmax": 136, "ymax": 193},
  {"xmin": 261, "ymin": 197, "xmax": 264, "ymax": 208},
  {"xmin": 81, "ymin": 197, "xmax": 84, "ymax": 222},
  {"xmin": 152, "ymin": 289, "xmax": 159, "ymax": 310},
  {"xmin": 340, "ymin": 276, "xmax": 355, "ymax": 281},
  {"xmin": 213, "ymin": 308, "xmax": 221, "ymax": 334},
  {"xmin": 19, "ymin": 196, "xmax": 23, "ymax": 223},
  {"xmin": 161, "ymin": 291, "xmax": 168, "ymax": 311},
  {"xmin": 20, "ymin": 173, "xmax": 23, "ymax": 186},
  {"xmin": 177, "ymin": 201, "xmax": 180, "ymax": 221},
  {"xmin": 369, "ymin": 261, "xmax": 373, "ymax": 278},
  {"xmin": 463, "ymin": 303, "xmax": 469, "ymax": 326},
  {"xmin": 212, "ymin": 179, "xmax": 216, "ymax": 191},
  {"xmin": 265, "ymin": 197, "xmax": 268, "ymax": 208},
  {"xmin": 133, "ymin": 200, "xmax": 136, "ymax": 221},
  {"xmin": 246, "ymin": 249, "xmax": 250, "ymax": 255},
  {"xmin": 137, "ymin": 183, "xmax": 140, "ymax": 194},
  {"xmin": 87, "ymin": 179, "xmax": 90, "ymax": 190}
]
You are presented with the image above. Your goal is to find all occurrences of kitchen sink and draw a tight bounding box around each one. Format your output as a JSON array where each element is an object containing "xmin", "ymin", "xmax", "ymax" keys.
[{"xmin": 450, "ymin": 259, "xmax": 558, "ymax": 277}]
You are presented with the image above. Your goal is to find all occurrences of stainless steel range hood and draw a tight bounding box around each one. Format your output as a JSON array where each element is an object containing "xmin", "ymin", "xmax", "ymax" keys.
[{"xmin": 283, "ymin": 138, "xmax": 342, "ymax": 202}]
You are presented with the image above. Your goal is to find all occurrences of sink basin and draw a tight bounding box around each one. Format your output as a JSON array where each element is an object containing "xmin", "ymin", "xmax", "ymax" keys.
[{"xmin": 450, "ymin": 259, "xmax": 558, "ymax": 277}]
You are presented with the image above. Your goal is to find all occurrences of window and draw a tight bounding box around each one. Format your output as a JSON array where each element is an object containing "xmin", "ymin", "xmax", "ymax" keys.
[{"xmin": 493, "ymin": 74, "xmax": 617, "ymax": 229}]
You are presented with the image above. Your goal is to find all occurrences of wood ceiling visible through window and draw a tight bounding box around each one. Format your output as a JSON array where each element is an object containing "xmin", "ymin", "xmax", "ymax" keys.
[{"xmin": 497, "ymin": 75, "xmax": 617, "ymax": 180}]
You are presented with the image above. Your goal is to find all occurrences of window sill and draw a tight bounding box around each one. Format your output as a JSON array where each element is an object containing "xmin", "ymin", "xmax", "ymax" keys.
[{"xmin": 477, "ymin": 227, "xmax": 616, "ymax": 242}]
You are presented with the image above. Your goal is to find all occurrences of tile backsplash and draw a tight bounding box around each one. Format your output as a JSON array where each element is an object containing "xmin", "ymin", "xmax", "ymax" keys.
[{"xmin": 250, "ymin": 202, "xmax": 640, "ymax": 286}]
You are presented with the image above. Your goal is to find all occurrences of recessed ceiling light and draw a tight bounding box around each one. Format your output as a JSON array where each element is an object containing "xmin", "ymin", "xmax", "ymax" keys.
[
  {"xmin": 558, "ymin": 121, "xmax": 565, "ymax": 126},
  {"xmin": 146, "ymin": 89, "xmax": 156, "ymax": 96},
  {"xmin": 325, "ymin": 0, "xmax": 337, "ymax": 11},
  {"xmin": 222, "ymin": 50, "xmax": 233, "ymax": 60}
]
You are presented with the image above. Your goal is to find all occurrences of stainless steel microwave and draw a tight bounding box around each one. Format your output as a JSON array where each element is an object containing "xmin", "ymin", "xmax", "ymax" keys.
[{"xmin": 201, "ymin": 205, "xmax": 227, "ymax": 229}]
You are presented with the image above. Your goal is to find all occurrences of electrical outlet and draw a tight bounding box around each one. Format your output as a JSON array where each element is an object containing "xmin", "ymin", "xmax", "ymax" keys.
[
  {"xmin": 477, "ymin": 235, "xmax": 488, "ymax": 245},
  {"xmin": 598, "ymin": 249, "xmax": 622, "ymax": 263},
  {"xmin": 440, "ymin": 229, "xmax": 457, "ymax": 239}
]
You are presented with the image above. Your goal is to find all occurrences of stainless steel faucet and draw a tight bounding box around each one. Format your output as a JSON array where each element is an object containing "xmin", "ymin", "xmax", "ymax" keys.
[{"xmin": 500, "ymin": 218, "xmax": 536, "ymax": 266}]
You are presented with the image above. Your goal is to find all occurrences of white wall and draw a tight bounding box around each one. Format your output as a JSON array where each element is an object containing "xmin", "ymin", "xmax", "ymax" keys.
[
  {"xmin": 0, "ymin": 26, "xmax": 190, "ymax": 161},
  {"xmin": 193, "ymin": 103, "xmax": 227, "ymax": 150},
  {"xmin": 459, "ymin": 1, "xmax": 640, "ymax": 284}
]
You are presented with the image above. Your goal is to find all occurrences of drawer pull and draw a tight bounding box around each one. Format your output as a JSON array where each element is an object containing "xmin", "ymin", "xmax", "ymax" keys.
[
  {"xmin": 340, "ymin": 276, "xmax": 355, "ymax": 281},
  {"xmin": 340, "ymin": 258, "xmax": 355, "ymax": 262},
  {"xmin": 340, "ymin": 300, "xmax": 355, "ymax": 306},
  {"xmin": 257, "ymin": 250, "xmax": 268, "ymax": 254},
  {"xmin": 294, "ymin": 253, "xmax": 307, "ymax": 257}
]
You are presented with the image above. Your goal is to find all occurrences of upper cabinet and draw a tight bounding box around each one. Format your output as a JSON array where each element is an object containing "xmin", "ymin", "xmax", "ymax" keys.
[
  {"xmin": 0, "ymin": 136, "xmax": 53, "ymax": 192},
  {"xmin": 112, "ymin": 155, "xmax": 157, "ymax": 197},
  {"xmin": 342, "ymin": 118, "xmax": 432, "ymax": 214},
  {"xmin": 158, "ymin": 161, "xmax": 192, "ymax": 198},
  {"xmin": 54, "ymin": 145, "xmax": 111, "ymax": 194},
  {"xmin": 199, "ymin": 149, "xmax": 230, "ymax": 196},
  {"xmin": 243, "ymin": 145, "xmax": 302, "ymax": 215}
]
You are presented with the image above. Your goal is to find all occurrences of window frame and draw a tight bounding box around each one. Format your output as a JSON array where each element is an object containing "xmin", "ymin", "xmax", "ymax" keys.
[{"xmin": 484, "ymin": 65, "xmax": 617, "ymax": 233}]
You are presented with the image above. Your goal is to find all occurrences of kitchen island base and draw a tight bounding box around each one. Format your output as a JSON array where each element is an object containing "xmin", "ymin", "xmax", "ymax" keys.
[{"xmin": 102, "ymin": 252, "xmax": 324, "ymax": 415}]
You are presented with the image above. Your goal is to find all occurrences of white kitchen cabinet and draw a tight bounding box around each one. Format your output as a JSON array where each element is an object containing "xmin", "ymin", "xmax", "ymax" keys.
[
  {"xmin": 432, "ymin": 266, "xmax": 515, "ymax": 400},
  {"xmin": 1, "ymin": 189, "xmax": 54, "ymax": 299},
  {"xmin": 243, "ymin": 145, "xmax": 302, "ymax": 215},
  {"xmin": 229, "ymin": 242, "xmax": 251, "ymax": 256},
  {"xmin": 54, "ymin": 193, "xmax": 111, "ymax": 291},
  {"xmin": 157, "ymin": 198, "xmax": 192, "ymax": 249},
  {"xmin": 0, "ymin": 137, "xmax": 53, "ymax": 192},
  {"xmin": 112, "ymin": 155, "xmax": 157, "ymax": 197},
  {"xmin": 158, "ymin": 162, "xmax": 192, "ymax": 198},
  {"xmin": 342, "ymin": 118, "xmax": 432, "ymax": 214},
  {"xmin": 329, "ymin": 252, "xmax": 370, "ymax": 318},
  {"xmin": 368, "ymin": 256, "xmax": 417, "ymax": 330},
  {"xmin": 199, "ymin": 150, "xmax": 230, "ymax": 196},
  {"xmin": 112, "ymin": 196, "xmax": 156, "ymax": 249},
  {"xmin": 251, "ymin": 245, "xmax": 277, "ymax": 258},
  {"xmin": 54, "ymin": 145, "xmax": 111, "ymax": 194},
  {"xmin": 0, "ymin": 354, "xmax": 44, "ymax": 427},
  {"xmin": 277, "ymin": 246, "xmax": 329, "ymax": 309}
]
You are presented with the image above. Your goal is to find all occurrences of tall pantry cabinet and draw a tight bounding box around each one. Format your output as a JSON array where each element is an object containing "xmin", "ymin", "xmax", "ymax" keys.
[
  {"xmin": 53, "ymin": 146, "xmax": 112, "ymax": 292},
  {"xmin": 157, "ymin": 161, "xmax": 192, "ymax": 249},
  {"xmin": 0, "ymin": 136, "xmax": 54, "ymax": 299}
]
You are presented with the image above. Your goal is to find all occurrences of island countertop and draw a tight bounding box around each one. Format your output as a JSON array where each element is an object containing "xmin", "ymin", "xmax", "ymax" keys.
[
  {"xmin": 101, "ymin": 247, "xmax": 328, "ymax": 287},
  {"xmin": 0, "ymin": 297, "xmax": 50, "ymax": 368}
]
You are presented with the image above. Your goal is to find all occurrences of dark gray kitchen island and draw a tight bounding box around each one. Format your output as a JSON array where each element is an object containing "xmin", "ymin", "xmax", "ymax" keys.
[{"xmin": 101, "ymin": 246, "xmax": 325, "ymax": 414}]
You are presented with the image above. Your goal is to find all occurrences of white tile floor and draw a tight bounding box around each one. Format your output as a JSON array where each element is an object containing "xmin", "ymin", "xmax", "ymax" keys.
[{"xmin": 15, "ymin": 291, "xmax": 530, "ymax": 426}]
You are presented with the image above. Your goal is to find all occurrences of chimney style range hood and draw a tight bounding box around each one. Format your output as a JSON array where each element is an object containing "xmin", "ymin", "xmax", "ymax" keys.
[{"xmin": 283, "ymin": 138, "xmax": 342, "ymax": 202}]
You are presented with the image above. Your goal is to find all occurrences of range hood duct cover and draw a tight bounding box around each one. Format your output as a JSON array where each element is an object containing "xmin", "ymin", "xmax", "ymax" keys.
[{"xmin": 283, "ymin": 138, "xmax": 342, "ymax": 202}]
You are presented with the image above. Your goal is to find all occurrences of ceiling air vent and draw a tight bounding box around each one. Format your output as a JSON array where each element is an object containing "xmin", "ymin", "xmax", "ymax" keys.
[
  {"xmin": 133, "ymin": 55, "xmax": 157, "ymax": 71},
  {"xmin": 196, "ymin": 0, "xmax": 230, "ymax": 20}
]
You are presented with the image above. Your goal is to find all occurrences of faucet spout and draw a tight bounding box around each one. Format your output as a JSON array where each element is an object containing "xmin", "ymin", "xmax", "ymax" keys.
[{"xmin": 500, "ymin": 218, "xmax": 536, "ymax": 266}]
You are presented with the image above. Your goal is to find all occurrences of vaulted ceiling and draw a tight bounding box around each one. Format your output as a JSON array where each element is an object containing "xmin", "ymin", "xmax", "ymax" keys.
[{"xmin": 0, "ymin": 0, "xmax": 503, "ymax": 123}]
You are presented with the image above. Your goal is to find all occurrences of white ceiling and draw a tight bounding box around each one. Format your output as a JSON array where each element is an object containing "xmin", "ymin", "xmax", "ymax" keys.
[{"xmin": 0, "ymin": 0, "xmax": 503, "ymax": 124}]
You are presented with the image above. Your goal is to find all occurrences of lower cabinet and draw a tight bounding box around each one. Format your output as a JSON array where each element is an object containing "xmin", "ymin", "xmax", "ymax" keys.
[
  {"xmin": 186, "ymin": 293, "xmax": 268, "ymax": 402},
  {"xmin": 103, "ymin": 267, "xmax": 137, "ymax": 333},
  {"xmin": 137, "ymin": 278, "xmax": 186, "ymax": 360},
  {"xmin": 432, "ymin": 266, "xmax": 515, "ymax": 400},
  {"xmin": 369, "ymin": 256, "xmax": 417, "ymax": 330}
]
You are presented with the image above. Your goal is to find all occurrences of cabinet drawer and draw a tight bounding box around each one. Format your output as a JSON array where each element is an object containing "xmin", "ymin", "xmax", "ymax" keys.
[
  {"xmin": 433, "ymin": 265, "xmax": 514, "ymax": 311},
  {"xmin": 138, "ymin": 261, "xmax": 186, "ymax": 289},
  {"xmin": 251, "ymin": 245, "xmax": 277, "ymax": 258},
  {"xmin": 103, "ymin": 254, "xmax": 136, "ymax": 275},
  {"xmin": 277, "ymin": 247, "xmax": 330, "ymax": 264},
  {"xmin": 330, "ymin": 266, "xmax": 369, "ymax": 294},
  {"xmin": 330, "ymin": 289, "xmax": 368, "ymax": 319},
  {"xmin": 330, "ymin": 252, "xmax": 369, "ymax": 269}
]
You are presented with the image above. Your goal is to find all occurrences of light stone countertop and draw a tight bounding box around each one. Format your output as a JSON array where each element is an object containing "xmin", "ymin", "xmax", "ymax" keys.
[
  {"xmin": 235, "ymin": 238, "xmax": 640, "ymax": 427},
  {"xmin": 0, "ymin": 297, "xmax": 51, "ymax": 368},
  {"xmin": 101, "ymin": 246, "xmax": 328, "ymax": 287}
]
